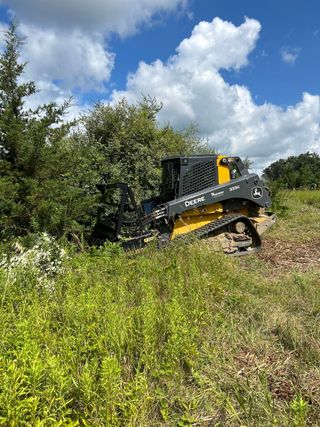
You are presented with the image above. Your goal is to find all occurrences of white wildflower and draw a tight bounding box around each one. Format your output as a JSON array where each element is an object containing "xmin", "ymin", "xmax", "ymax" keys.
[{"xmin": 0, "ymin": 233, "xmax": 67, "ymax": 292}]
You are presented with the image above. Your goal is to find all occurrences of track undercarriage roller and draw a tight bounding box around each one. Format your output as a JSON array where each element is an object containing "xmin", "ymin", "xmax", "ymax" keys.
[{"xmin": 232, "ymin": 220, "xmax": 247, "ymax": 234}]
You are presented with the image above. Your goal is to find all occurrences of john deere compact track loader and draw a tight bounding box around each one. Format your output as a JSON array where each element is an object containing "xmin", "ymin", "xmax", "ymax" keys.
[{"xmin": 90, "ymin": 155, "xmax": 275, "ymax": 255}]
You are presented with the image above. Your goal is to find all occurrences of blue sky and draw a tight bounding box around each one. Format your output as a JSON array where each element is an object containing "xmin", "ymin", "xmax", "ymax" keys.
[
  {"xmin": 110, "ymin": 0, "xmax": 320, "ymax": 106},
  {"xmin": 0, "ymin": 0, "xmax": 319, "ymax": 169}
]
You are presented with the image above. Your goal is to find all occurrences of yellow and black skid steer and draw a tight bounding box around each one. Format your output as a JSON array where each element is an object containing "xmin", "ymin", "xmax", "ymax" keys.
[{"xmin": 90, "ymin": 155, "xmax": 275, "ymax": 255}]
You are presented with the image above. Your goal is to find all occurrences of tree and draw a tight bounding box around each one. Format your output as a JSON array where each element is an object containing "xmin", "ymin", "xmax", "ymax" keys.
[
  {"xmin": 263, "ymin": 152, "xmax": 320, "ymax": 189},
  {"xmin": 242, "ymin": 157, "xmax": 253, "ymax": 171},
  {"xmin": 0, "ymin": 20, "xmax": 36, "ymax": 170},
  {"xmin": 81, "ymin": 97, "xmax": 210, "ymax": 202},
  {"xmin": 0, "ymin": 21, "xmax": 83, "ymax": 238},
  {"xmin": 0, "ymin": 21, "xmax": 74, "ymax": 177}
]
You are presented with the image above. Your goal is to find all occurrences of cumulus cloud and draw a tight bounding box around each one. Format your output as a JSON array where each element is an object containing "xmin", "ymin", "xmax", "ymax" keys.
[
  {"xmin": 111, "ymin": 17, "xmax": 320, "ymax": 170},
  {"xmin": 0, "ymin": 0, "xmax": 187, "ymax": 36},
  {"xmin": 20, "ymin": 24, "xmax": 114, "ymax": 92},
  {"xmin": 280, "ymin": 46, "xmax": 300, "ymax": 65},
  {"xmin": 0, "ymin": 0, "xmax": 186, "ymax": 107}
]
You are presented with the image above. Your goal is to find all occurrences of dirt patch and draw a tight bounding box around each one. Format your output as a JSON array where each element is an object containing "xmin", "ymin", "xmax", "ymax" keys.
[
  {"xmin": 234, "ymin": 350, "xmax": 296, "ymax": 402},
  {"xmin": 234, "ymin": 350, "xmax": 320, "ymax": 414},
  {"xmin": 257, "ymin": 237, "xmax": 320, "ymax": 272}
]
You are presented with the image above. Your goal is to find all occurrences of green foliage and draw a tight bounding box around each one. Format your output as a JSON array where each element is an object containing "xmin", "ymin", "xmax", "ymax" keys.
[
  {"xmin": 0, "ymin": 23, "xmax": 207, "ymax": 240},
  {"xmin": 81, "ymin": 97, "xmax": 210, "ymax": 202},
  {"xmin": 263, "ymin": 152, "xmax": 320, "ymax": 189},
  {"xmin": 0, "ymin": 21, "xmax": 95, "ymax": 240},
  {"xmin": 266, "ymin": 181, "xmax": 289, "ymax": 217},
  {"xmin": 290, "ymin": 396, "xmax": 309, "ymax": 427},
  {"xmin": 290, "ymin": 188, "xmax": 320, "ymax": 209},
  {"xmin": 242, "ymin": 157, "xmax": 253, "ymax": 170},
  {"xmin": 0, "ymin": 192, "xmax": 320, "ymax": 425},
  {"xmin": 0, "ymin": 20, "xmax": 36, "ymax": 169},
  {"xmin": 0, "ymin": 21, "xmax": 72, "ymax": 176}
]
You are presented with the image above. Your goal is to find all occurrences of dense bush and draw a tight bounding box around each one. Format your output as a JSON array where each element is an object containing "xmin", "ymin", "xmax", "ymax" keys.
[{"xmin": 81, "ymin": 98, "xmax": 209, "ymax": 202}]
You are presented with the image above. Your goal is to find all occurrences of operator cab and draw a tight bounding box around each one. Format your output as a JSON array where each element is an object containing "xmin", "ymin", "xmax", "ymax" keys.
[{"xmin": 160, "ymin": 155, "xmax": 248, "ymax": 202}]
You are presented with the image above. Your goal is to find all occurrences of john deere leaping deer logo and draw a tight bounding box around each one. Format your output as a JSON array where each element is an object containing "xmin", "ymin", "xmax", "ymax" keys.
[{"xmin": 252, "ymin": 187, "xmax": 263, "ymax": 199}]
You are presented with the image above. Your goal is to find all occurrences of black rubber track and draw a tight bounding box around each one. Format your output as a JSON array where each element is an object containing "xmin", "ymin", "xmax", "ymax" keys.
[{"xmin": 173, "ymin": 213, "xmax": 261, "ymax": 255}]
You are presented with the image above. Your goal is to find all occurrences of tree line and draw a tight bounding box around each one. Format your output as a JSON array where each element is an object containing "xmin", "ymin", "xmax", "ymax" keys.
[{"xmin": 263, "ymin": 152, "xmax": 320, "ymax": 189}]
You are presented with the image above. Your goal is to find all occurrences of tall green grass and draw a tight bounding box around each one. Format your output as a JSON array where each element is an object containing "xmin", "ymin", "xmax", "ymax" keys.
[
  {"xmin": 291, "ymin": 189, "xmax": 320, "ymax": 209},
  {"xmin": 0, "ymin": 191, "xmax": 320, "ymax": 426},
  {"xmin": 269, "ymin": 189, "xmax": 320, "ymax": 242}
]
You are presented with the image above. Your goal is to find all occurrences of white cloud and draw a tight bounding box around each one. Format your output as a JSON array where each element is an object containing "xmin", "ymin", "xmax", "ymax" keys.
[
  {"xmin": 280, "ymin": 46, "xmax": 300, "ymax": 65},
  {"xmin": 176, "ymin": 17, "xmax": 261, "ymax": 71},
  {"xmin": 0, "ymin": 21, "xmax": 8, "ymax": 51},
  {"xmin": 20, "ymin": 24, "xmax": 114, "ymax": 92},
  {"xmin": 111, "ymin": 17, "xmax": 320, "ymax": 170},
  {"xmin": 23, "ymin": 80, "xmax": 84, "ymax": 122},
  {"xmin": 0, "ymin": 0, "xmax": 187, "ymax": 110},
  {"xmin": 0, "ymin": 0, "xmax": 187, "ymax": 37}
]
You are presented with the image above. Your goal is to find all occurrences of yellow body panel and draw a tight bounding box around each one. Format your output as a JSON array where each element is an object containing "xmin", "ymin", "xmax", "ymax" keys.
[
  {"xmin": 216, "ymin": 155, "xmax": 230, "ymax": 184},
  {"xmin": 171, "ymin": 204, "xmax": 223, "ymax": 239},
  {"xmin": 171, "ymin": 203, "xmax": 250, "ymax": 240}
]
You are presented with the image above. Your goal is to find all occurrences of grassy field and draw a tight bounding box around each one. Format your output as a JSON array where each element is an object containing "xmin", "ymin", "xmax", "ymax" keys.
[{"xmin": 0, "ymin": 191, "xmax": 320, "ymax": 426}]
